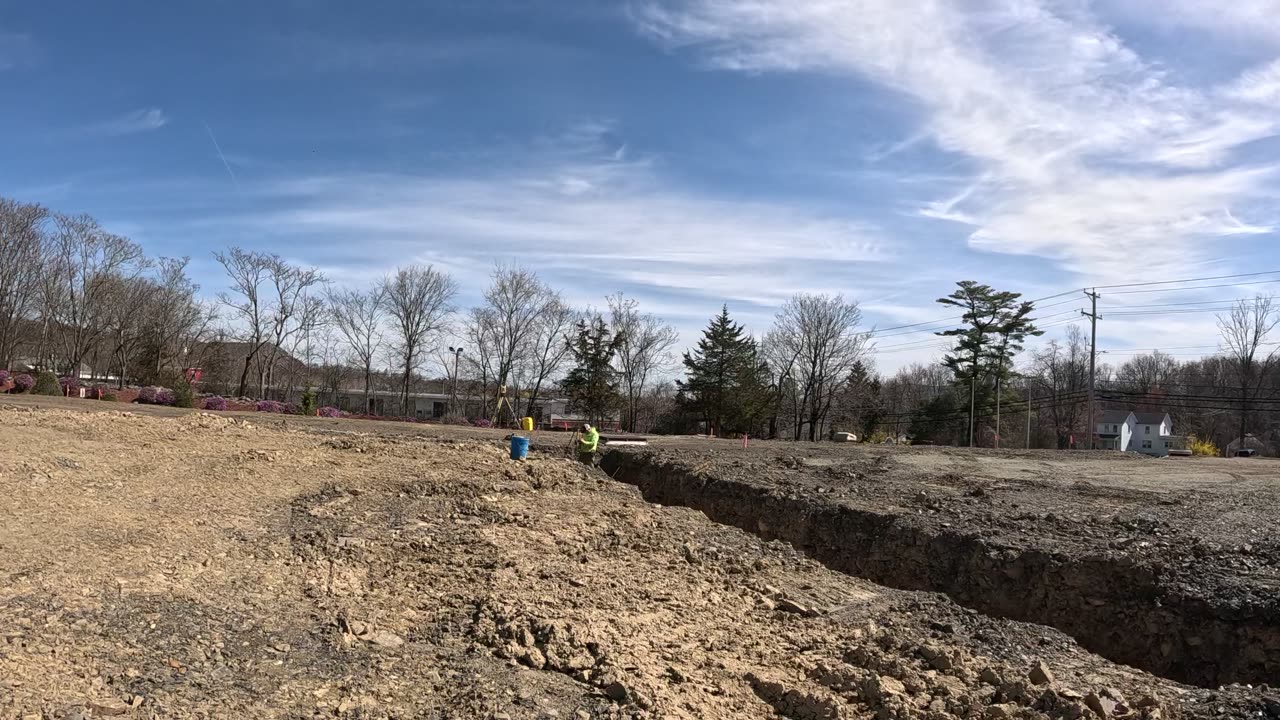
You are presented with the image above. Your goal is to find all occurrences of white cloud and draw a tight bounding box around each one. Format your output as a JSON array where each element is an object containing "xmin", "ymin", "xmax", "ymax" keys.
[
  {"xmin": 633, "ymin": 0, "xmax": 1280, "ymax": 283},
  {"xmin": 1105, "ymin": 0, "xmax": 1280, "ymax": 48},
  {"xmin": 245, "ymin": 160, "xmax": 888, "ymax": 308},
  {"xmin": 1223, "ymin": 59, "xmax": 1280, "ymax": 107},
  {"xmin": 82, "ymin": 108, "xmax": 170, "ymax": 137}
]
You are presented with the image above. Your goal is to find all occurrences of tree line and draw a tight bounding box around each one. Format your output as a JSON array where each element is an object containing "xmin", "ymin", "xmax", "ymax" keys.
[
  {"xmin": 0, "ymin": 197, "xmax": 213, "ymax": 388},
  {"xmin": 7, "ymin": 192, "xmax": 1274, "ymax": 448},
  {"xmin": 0, "ymin": 192, "xmax": 876, "ymax": 436},
  {"xmin": 853, "ymin": 291, "xmax": 1279, "ymax": 454}
]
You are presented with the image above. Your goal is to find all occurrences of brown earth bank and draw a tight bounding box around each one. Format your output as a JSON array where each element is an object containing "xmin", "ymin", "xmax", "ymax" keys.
[
  {"xmin": 598, "ymin": 443, "xmax": 1280, "ymax": 690},
  {"xmin": 0, "ymin": 403, "xmax": 1275, "ymax": 719}
]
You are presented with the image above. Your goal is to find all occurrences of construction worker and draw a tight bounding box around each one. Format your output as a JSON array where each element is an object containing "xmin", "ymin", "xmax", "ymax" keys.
[{"xmin": 578, "ymin": 423, "xmax": 600, "ymax": 465}]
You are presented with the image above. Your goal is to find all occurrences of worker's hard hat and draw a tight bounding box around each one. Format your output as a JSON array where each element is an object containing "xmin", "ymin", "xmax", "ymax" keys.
[{"xmin": 582, "ymin": 423, "xmax": 591, "ymax": 431}]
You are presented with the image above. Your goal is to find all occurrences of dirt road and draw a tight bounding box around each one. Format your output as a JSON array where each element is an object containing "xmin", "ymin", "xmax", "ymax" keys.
[{"xmin": 1, "ymin": 403, "xmax": 1276, "ymax": 718}]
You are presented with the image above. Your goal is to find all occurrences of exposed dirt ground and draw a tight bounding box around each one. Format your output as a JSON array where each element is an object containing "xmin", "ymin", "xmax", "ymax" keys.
[
  {"xmin": 1, "ymin": 401, "xmax": 1277, "ymax": 719},
  {"xmin": 616, "ymin": 438, "xmax": 1280, "ymax": 597},
  {"xmin": 600, "ymin": 441, "xmax": 1280, "ymax": 689}
]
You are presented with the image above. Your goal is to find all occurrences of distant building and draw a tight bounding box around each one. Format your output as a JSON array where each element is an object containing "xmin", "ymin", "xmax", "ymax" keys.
[
  {"xmin": 1096, "ymin": 410, "xmax": 1180, "ymax": 456},
  {"xmin": 1096, "ymin": 410, "xmax": 1133, "ymax": 452},
  {"xmin": 1225, "ymin": 433, "xmax": 1271, "ymax": 458}
]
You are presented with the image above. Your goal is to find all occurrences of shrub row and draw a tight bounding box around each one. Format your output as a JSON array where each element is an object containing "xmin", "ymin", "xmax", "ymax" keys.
[
  {"xmin": 138, "ymin": 386, "xmax": 177, "ymax": 406},
  {"xmin": 1, "ymin": 374, "xmax": 496, "ymax": 429},
  {"xmin": 254, "ymin": 400, "xmax": 303, "ymax": 415}
]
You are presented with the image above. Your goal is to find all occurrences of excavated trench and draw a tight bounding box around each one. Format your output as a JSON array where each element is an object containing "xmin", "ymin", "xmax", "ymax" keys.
[{"xmin": 599, "ymin": 450, "xmax": 1280, "ymax": 689}]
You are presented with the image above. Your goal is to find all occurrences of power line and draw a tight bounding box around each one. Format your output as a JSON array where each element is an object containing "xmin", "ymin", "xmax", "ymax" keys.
[
  {"xmin": 1092, "ymin": 270, "xmax": 1280, "ymax": 291},
  {"xmin": 1105, "ymin": 280, "xmax": 1280, "ymax": 296},
  {"xmin": 1102, "ymin": 297, "xmax": 1256, "ymax": 310},
  {"xmin": 870, "ymin": 307, "xmax": 1084, "ymax": 343},
  {"xmin": 1108, "ymin": 305, "xmax": 1237, "ymax": 314},
  {"xmin": 864, "ymin": 289, "xmax": 1089, "ymax": 340},
  {"xmin": 1099, "ymin": 344, "xmax": 1219, "ymax": 352},
  {"xmin": 867, "ymin": 270, "xmax": 1280, "ymax": 358}
]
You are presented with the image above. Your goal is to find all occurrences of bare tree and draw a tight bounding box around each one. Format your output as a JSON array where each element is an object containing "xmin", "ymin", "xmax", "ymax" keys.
[
  {"xmin": 258, "ymin": 258, "xmax": 325, "ymax": 398},
  {"xmin": 382, "ymin": 264, "xmax": 458, "ymax": 416},
  {"xmin": 142, "ymin": 257, "xmax": 214, "ymax": 382},
  {"xmin": 214, "ymin": 248, "xmax": 323, "ymax": 398},
  {"xmin": 214, "ymin": 248, "xmax": 270, "ymax": 397},
  {"xmin": 328, "ymin": 283, "xmax": 386, "ymax": 413},
  {"xmin": 312, "ymin": 325, "xmax": 351, "ymax": 405},
  {"xmin": 608, "ymin": 293, "xmax": 678, "ymax": 433},
  {"xmin": 879, "ymin": 362, "xmax": 955, "ymax": 442},
  {"xmin": 515, "ymin": 294, "xmax": 576, "ymax": 422},
  {"xmin": 1218, "ymin": 295, "xmax": 1280, "ymax": 449},
  {"xmin": 44, "ymin": 213, "xmax": 146, "ymax": 376},
  {"xmin": 0, "ymin": 198, "xmax": 47, "ymax": 368},
  {"xmin": 280, "ymin": 291, "xmax": 327, "ymax": 400},
  {"xmin": 760, "ymin": 332, "xmax": 802, "ymax": 439},
  {"xmin": 101, "ymin": 274, "xmax": 157, "ymax": 387},
  {"xmin": 1029, "ymin": 325, "xmax": 1089, "ymax": 448},
  {"xmin": 1115, "ymin": 350, "xmax": 1179, "ymax": 399},
  {"xmin": 481, "ymin": 264, "xmax": 554, "ymax": 423},
  {"xmin": 464, "ymin": 306, "xmax": 499, "ymax": 419},
  {"xmin": 766, "ymin": 294, "xmax": 868, "ymax": 440}
]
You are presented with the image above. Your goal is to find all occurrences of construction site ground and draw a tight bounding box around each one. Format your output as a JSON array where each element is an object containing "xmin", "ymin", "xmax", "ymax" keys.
[{"xmin": 1, "ymin": 396, "xmax": 1277, "ymax": 719}]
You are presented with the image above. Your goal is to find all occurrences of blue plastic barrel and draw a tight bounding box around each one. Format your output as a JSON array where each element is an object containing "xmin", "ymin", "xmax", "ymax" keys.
[{"xmin": 510, "ymin": 435, "xmax": 529, "ymax": 460}]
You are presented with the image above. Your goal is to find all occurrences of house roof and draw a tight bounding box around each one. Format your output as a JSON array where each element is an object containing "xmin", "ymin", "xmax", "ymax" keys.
[
  {"xmin": 1133, "ymin": 412, "xmax": 1168, "ymax": 425},
  {"xmin": 1098, "ymin": 410, "xmax": 1131, "ymax": 424}
]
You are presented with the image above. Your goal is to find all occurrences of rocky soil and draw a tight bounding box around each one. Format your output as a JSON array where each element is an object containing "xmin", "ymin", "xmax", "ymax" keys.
[
  {"xmin": 600, "ymin": 443, "xmax": 1280, "ymax": 689},
  {"xmin": 1, "ymin": 406, "xmax": 1276, "ymax": 719}
]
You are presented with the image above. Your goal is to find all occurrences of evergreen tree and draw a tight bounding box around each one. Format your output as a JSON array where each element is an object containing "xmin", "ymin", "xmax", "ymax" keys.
[
  {"xmin": 936, "ymin": 281, "xmax": 1041, "ymax": 446},
  {"xmin": 678, "ymin": 306, "xmax": 768, "ymax": 436},
  {"xmin": 909, "ymin": 392, "xmax": 966, "ymax": 445},
  {"xmin": 845, "ymin": 360, "xmax": 883, "ymax": 440},
  {"xmin": 300, "ymin": 385, "xmax": 318, "ymax": 415},
  {"xmin": 561, "ymin": 315, "xmax": 624, "ymax": 426},
  {"xmin": 33, "ymin": 370, "xmax": 60, "ymax": 396}
]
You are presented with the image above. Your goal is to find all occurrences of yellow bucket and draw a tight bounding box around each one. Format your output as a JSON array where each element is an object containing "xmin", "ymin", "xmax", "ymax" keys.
[{"xmin": 520, "ymin": 417, "xmax": 534, "ymax": 432}]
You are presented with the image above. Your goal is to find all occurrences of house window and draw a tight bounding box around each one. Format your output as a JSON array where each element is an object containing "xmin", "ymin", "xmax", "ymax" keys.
[
  {"xmin": 1164, "ymin": 441, "xmax": 1172, "ymax": 448},
  {"xmin": 1145, "ymin": 426, "xmax": 1151, "ymax": 435},
  {"xmin": 1142, "ymin": 440, "xmax": 1152, "ymax": 449},
  {"xmin": 1112, "ymin": 424, "xmax": 1118, "ymax": 433}
]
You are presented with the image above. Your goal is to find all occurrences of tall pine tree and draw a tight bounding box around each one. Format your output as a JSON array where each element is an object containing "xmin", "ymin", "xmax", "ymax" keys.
[
  {"xmin": 936, "ymin": 281, "xmax": 1041, "ymax": 446},
  {"xmin": 678, "ymin": 306, "xmax": 768, "ymax": 436},
  {"xmin": 561, "ymin": 315, "xmax": 624, "ymax": 426}
]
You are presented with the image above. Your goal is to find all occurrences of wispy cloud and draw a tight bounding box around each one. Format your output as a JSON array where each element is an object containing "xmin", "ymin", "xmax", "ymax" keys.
[
  {"xmin": 1224, "ymin": 59, "xmax": 1280, "ymax": 106},
  {"xmin": 1109, "ymin": 0, "xmax": 1280, "ymax": 48},
  {"xmin": 151, "ymin": 128, "xmax": 895, "ymax": 352},
  {"xmin": 80, "ymin": 108, "xmax": 170, "ymax": 137},
  {"xmin": 243, "ymin": 162, "xmax": 889, "ymax": 309},
  {"xmin": 633, "ymin": 0, "xmax": 1280, "ymax": 283}
]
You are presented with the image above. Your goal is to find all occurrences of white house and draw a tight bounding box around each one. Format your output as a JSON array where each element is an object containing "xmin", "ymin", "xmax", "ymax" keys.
[
  {"xmin": 1096, "ymin": 410, "xmax": 1177, "ymax": 456},
  {"xmin": 1096, "ymin": 410, "xmax": 1134, "ymax": 452},
  {"xmin": 1133, "ymin": 412, "xmax": 1175, "ymax": 456}
]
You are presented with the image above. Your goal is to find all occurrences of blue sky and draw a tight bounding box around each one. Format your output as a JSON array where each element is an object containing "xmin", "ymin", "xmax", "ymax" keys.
[{"xmin": 4, "ymin": 1, "xmax": 1280, "ymax": 371}]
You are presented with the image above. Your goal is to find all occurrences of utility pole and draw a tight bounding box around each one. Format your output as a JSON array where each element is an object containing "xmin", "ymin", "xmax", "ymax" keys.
[
  {"xmin": 968, "ymin": 376, "xmax": 976, "ymax": 447},
  {"xmin": 1082, "ymin": 289, "xmax": 1101, "ymax": 450},
  {"xmin": 448, "ymin": 346, "xmax": 463, "ymax": 417},
  {"xmin": 995, "ymin": 374, "xmax": 1001, "ymax": 449},
  {"xmin": 1025, "ymin": 380, "xmax": 1032, "ymax": 449}
]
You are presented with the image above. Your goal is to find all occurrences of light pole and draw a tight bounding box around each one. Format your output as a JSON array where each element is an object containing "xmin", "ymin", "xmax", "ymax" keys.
[{"xmin": 448, "ymin": 346, "xmax": 463, "ymax": 417}]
